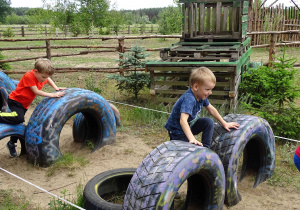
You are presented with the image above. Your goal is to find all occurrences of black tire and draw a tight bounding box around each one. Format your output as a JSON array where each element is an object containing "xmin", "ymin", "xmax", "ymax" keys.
[
  {"xmin": 83, "ymin": 168, "xmax": 136, "ymax": 210},
  {"xmin": 0, "ymin": 71, "xmax": 16, "ymax": 112},
  {"xmin": 210, "ymin": 114, "xmax": 276, "ymax": 207},
  {"xmin": 25, "ymin": 88, "xmax": 116, "ymax": 167},
  {"xmin": 0, "ymin": 123, "xmax": 26, "ymax": 155},
  {"xmin": 72, "ymin": 102, "xmax": 121, "ymax": 143},
  {"xmin": 122, "ymin": 140, "xmax": 225, "ymax": 210}
]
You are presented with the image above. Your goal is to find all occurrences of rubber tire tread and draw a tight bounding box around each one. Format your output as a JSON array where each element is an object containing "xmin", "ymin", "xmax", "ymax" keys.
[
  {"xmin": 210, "ymin": 114, "xmax": 275, "ymax": 207},
  {"xmin": 83, "ymin": 168, "xmax": 136, "ymax": 210},
  {"xmin": 122, "ymin": 140, "xmax": 225, "ymax": 210},
  {"xmin": 25, "ymin": 88, "xmax": 116, "ymax": 167}
]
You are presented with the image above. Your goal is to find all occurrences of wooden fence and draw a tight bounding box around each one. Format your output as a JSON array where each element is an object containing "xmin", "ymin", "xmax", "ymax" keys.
[
  {"xmin": 0, "ymin": 35, "xmax": 181, "ymax": 74},
  {"xmin": 249, "ymin": 4, "xmax": 300, "ymax": 46},
  {"xmin": 0, "ymin": 25, "xmax": 159, "ymax": 38}
]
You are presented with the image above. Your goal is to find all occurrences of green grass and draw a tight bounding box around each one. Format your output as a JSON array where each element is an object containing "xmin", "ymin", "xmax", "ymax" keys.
[
  {"xmin": 46, "ymin": 153, "xmax": 89, "ymax": 177},
  {"xmin": 0, "ymin": 189, "xmax": 36, "ymax": 210}
]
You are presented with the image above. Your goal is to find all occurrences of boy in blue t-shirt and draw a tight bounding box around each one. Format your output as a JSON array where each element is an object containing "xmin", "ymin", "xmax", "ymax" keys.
[{"xmin": 165, "ymin": 67, "xmax": 239, "ymax": 148}]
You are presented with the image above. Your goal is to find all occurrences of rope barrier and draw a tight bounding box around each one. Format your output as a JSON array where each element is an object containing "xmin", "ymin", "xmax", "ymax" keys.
[
  {"xmin": 108, "ymin": 100, "xmax": 300, "ymax": 144},
  {"xmin": 0, "ymin": 167, "xmax": 85, "ymax": 210}
]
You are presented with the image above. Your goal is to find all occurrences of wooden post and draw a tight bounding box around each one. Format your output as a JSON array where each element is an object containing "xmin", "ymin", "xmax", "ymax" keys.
[
  {"xmin": 65, "ymin": 25, "xmax": 68, "ymax": 37},
  {"xmin": 128, "ymin": 25, "xmax": 130, "ymax": 34},
  {"xmin": 269, "ymin": 33, "xmax": 275, "ymax": 67},
  {"xmin": 118, "ymin": 38, "xmax": 125, "ymax": 76},
  {"xmin": 46, "ymin": 40, "xmax": 51, "ymax": 60},
  {"xmin": 45, "ymin": 26, "xmax": 48, "ymax": 36},
  {"xmin": 21, "ymin": 26, "xmax": 25, "ymax": 37},
  {"xmin": 56, "ymin": 28, "xmax": 58, "ymax": 37}
]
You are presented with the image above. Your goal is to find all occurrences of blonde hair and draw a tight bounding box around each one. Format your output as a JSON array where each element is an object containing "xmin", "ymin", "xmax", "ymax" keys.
[
  {"xmin": 189, "ymin": 67, "xmax": 216, "ymax": 87},
  {"xmin": 34, "ymin": 59, "xmax": 54, "ymax": 75}
]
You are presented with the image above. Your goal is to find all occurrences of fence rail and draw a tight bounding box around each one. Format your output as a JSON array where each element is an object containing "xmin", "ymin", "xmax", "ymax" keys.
[
  {"xmin": 0, "ymin": 25, "xmax": 159, "ymax": 37},
  {"xmin": 0, "ymin": 31, "xmax": 299, "ymax": 74}
]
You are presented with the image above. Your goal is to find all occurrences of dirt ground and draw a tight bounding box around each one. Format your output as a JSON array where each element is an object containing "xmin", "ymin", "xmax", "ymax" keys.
[{"xmin": 0, "ymin": 107, "xmax": 299, "ymax": 209}]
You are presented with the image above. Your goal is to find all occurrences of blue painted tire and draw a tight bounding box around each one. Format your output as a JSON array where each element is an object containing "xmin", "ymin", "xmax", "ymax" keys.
[
  {"xmin": 210, "ymin": 114, "xmax": 276, "ymax": 207},
  {"xmin": 73, "ymin": 102, "xmax": 121, "ymax": 143},
  {"xmin": 0, "ymin": 123, "xmax": 26, "ymax": 155},
  {"xmin": 122, "ymin": 140, "xmax": 225, "ymax": 210},
  {"xmin": 0, "ymin": 71, "xmax": 16, "ymax": 112},
  {"xmin": 25, "ymin": 88, "xmax": 116, "ymax": 167}
]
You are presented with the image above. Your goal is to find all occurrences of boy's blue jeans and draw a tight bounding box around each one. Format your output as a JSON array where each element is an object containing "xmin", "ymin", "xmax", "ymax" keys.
[
  {"xmin": 294, "ymin": 153, "xmax": 300, "ymax": 172},
  {"xmin": 168, "ymin": 117, "xmax": 214, "ymax": 148}
]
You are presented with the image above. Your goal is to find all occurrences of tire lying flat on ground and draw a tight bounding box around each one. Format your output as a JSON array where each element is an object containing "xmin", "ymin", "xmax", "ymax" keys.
[
  {"xmin": 83, "ymin": 168, "xmax": 136, "ymax": 210},
  {"xmin": 123, "ymin": 140, "xmax": 225, "ymax": 210},
  {"xmin": 210, "ymin": 114, "xmax": 276, "ymax": 207},
  {"xmin": 25, "ymin": 88, "xmax": 116, "ymax": 167}
]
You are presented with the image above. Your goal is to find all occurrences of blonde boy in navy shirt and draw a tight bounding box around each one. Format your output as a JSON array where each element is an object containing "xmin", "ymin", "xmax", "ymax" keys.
[{"xmin": 165, "ymin": 67, "xmax": 239, "ymax": 148}]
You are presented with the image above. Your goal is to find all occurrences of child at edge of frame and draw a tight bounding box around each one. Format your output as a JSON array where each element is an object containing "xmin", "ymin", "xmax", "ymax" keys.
[
  {"xmin": 294, "ymin": 145, "xmax": 300, "ymax": 172},
  {"xmin": 0, "ymin": 58, "xmax": 66, "ymax": 157},
  {"xmin": 164, "ymin": 66, "xmax": 240, "ymax": 148}
]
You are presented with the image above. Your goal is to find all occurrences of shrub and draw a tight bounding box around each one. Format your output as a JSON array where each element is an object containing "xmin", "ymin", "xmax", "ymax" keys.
[
  {"xmin": 239, "ymin": 46, "xmax": 300, "ymax": 139},
  {"xmin": 2, "ymin": 27, "xmax": 15, "ymax": 38},
  {"xmin": 107, "ymin": 45, "xmax": 151, "ymax": 100}
]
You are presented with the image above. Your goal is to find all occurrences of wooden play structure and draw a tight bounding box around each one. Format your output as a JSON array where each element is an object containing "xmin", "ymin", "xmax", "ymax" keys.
[{"xmin": 146, "ymin": 0, "xmax": 253, "ymax": 109}]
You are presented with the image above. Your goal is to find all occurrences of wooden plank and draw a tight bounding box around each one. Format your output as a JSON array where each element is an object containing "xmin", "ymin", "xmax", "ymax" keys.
[
  {"xmin": 229, "ymin": 6, "xmax": 233, "ymax": 32},
  {"xmin": 206, "ymin": 6, "xmax": 211, "ymax": 32},
  {"xmin": 156, "ymin": 89, "xmax": 229, "ymax": 96},
  {"xmin": 199, "ymin": 3, "xmax": 205, "ymax": 35},
  {"xmin": 189, "ymin": 3, "xmax": 194, "ymax": 38},
  {"xmin": 216, "ymin": 2, "xmax": 222, "ymax": 34},
  {"xmin": 156, "ymin": 97, "xmax": 230, "ymax": 105},
  {"xmin": 223, "ymin": 7, "xmax": 228, "ymax": 31},
  {"xmin": 194, "ymin": 3, "xmax": 198, "ymax": 37},
  {"xmin": 212, "ymin": 5, "xmax": 216, "ymax": 33},
  {"xmin": 155, "ymin": 80, "xmax": 230, "ymax": 86}
]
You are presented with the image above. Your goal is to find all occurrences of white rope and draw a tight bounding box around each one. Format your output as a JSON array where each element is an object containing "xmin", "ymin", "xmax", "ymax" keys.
[
  {"xmin": 108, "ymin": 100, "xmax": 300, "ymax": 144},
  {"xmin": 0, "ymin": 167, "xmax": 85, "ymax": 210},
  {"xmin": 107, "ymin": 100, "xmax": 171, "ymax": 115},
  {"xmin": 275, "ymin": 136, "xmax": 300, "ymax": 143}
]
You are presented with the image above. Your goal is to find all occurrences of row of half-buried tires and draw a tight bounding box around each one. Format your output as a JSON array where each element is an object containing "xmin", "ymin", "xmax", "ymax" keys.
[
  {"xmin": 0, "ymin": 71, "xmax": 120, "ymax": 167},
  {"xmin": 83, "ymin": 114, "xmax": 276, "ymax": 210},
  {"xmin": 0, "ymin": 72, "xmax": 276, "ymax": 209}
]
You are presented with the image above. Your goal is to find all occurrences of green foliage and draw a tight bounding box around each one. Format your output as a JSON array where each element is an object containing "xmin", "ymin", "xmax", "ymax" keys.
[
  {"xmin": 109, "ymin": 10, "xmax": 124, "ymax": 35},
  {"xmin": 240, "ymin": 48, "xmax": 299, "ymax": 108},
  {"xmin": 0, "ymin": 51, "xmax": 11, "ymax": 70},
  {"xmin": 239, "ymin": 47, "xmax": 300, "ymax": 139},
  {"xmin": 2, "ymin": 27, "xmax": 15, "ymax": 37},
  {"xmin": 107, "ymin": 45, "xmax": 151, "ymax": 100},
  {"xmin": 48, "ymin": 184, "xmax": 84, "ymax": 210},
  {"xmin": 85, "ymin": 71, "xmax": 107, "ymax": 94},
  {"xmin": 108, "ymin": 72, "xmax": 150, "ymax": 100},
  {"xmin": 158, "ymin": 6, "xmax": 182, "ymax": 35},
  {"xmin": 0, "ymin": 0, "xmax": 11, "ymax": 23}
]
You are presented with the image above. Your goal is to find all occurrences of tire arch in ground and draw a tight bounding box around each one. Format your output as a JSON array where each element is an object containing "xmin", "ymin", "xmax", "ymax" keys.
[
  {"xmin": 73, "ymin": 102, "xmax": 121, "ymax": 143},
  {"xmin": 83, "ymin": 168, "xmax": 136, "ymax": 210},
  {"xmin": 0, "ymin": 71, "xmax": 16, "ymax": 112},
  {"xmin": 210, "ymin": 114, "xmax": 276, "ymax": 207},
  {"xmin": 0, "ymin": 123, "xmax": 27, "ymax": 155},
  {"xmin": 25, "ymin": 88, "xmax": 116, "ymax": 167},
  {"xmin": 123, "ymin": 140, "xmax": 225, "ymax": 210}
]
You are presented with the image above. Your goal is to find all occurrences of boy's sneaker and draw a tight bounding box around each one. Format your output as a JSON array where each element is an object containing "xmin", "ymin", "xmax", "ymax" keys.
[{"xmin": 6, "ymin": 141, "xmax": 17, "ymax": 157}]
